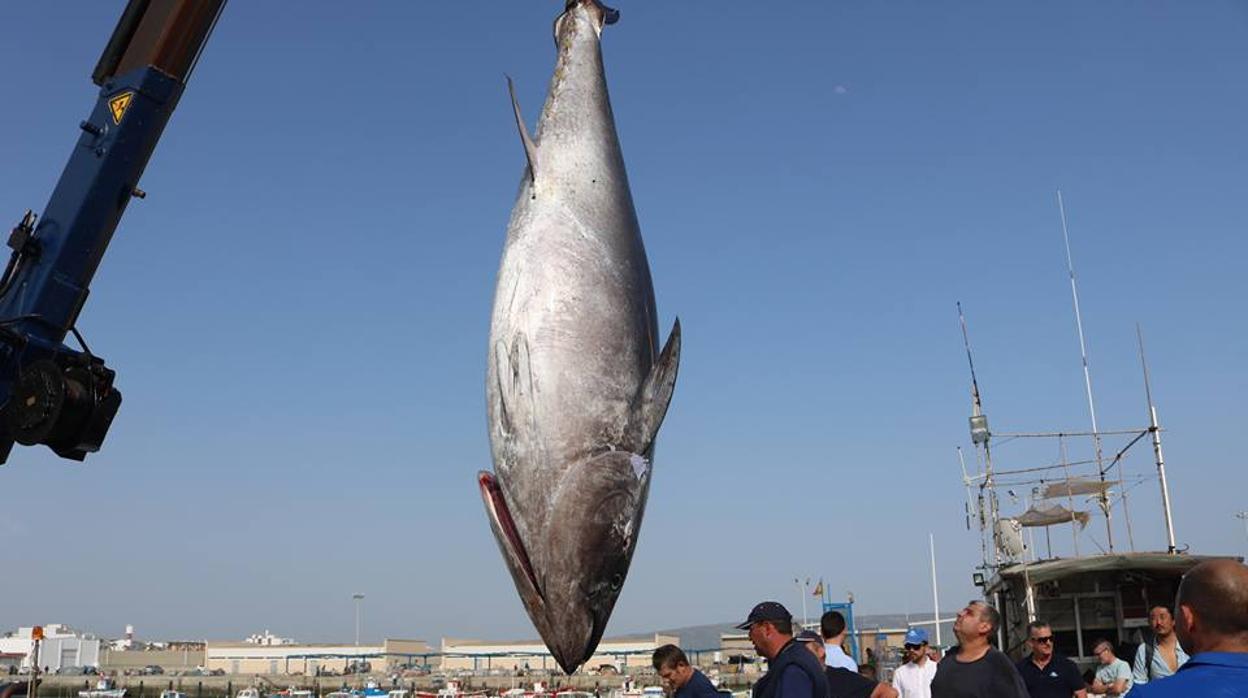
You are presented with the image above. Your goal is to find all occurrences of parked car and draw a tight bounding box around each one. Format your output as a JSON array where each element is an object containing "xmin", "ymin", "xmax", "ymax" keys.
[
  {"xmin": 142, "ymin": 666, "xmax": 164, "ymax": 676},
  {"xmin": 55, "ymin": 666, "xmax": 84, "ymax": 675}
]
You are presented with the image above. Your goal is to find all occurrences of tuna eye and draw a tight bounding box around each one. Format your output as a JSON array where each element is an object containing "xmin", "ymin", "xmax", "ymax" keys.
[{"xmin": 610, "ymin": 573, "xmax": 623, "ymax": 590}]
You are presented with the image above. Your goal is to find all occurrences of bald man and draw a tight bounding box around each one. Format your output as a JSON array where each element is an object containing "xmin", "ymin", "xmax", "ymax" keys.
[{"xmin": 1130, "ymin": 558, "xmax": 1248, "ymax": 697}]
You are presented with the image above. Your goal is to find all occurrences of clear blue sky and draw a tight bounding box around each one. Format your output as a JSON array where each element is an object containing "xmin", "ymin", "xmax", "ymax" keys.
[{"xmin": 1, "ymin": 1, "xmax": 1245, "ymax": 645}]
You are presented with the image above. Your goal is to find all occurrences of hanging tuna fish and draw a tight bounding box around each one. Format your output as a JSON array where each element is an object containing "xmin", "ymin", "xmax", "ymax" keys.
[{"xmin": 477, "ymin": 0, "xmax": 681, "ymax": 675}]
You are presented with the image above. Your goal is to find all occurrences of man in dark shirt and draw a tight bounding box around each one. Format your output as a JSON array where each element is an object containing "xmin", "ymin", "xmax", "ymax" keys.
[
  {"xmin": 1015, "ymin": 621, "xmax": 1086, "ymax": 698},
  {"xmin": 737, "ymin": 602, "xmax": 827, "ymax": 698},
  {"xmin": 653, "ymin": 644, "xmax": 719, "ymax": 698},
  {"xmin": 794, "ymin": 630, "xmax": 897, "ymax": 698},
  {"xmin": 930, "ymin": 600, "xmax": 1028, "ymax": 698}
]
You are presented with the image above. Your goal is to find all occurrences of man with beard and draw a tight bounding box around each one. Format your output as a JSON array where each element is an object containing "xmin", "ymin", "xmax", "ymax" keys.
[
  {"xmin": 930, "ymin": 600, "xmax": 1027, "ymax": 698},
  {"xmin": 1131, "ymin": 605, "xmax": 1189, "ymax": 685},
  {"xmin": 891, "ymin": 628, "xmax": 936, "ymax": 698}
]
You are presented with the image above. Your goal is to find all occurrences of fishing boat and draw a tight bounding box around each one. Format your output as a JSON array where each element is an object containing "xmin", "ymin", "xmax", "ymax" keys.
[
  {"xmin": 159, "ymin": 691, "xmax": 188, "ymax": 698},
  {"xmin": 608, "ymin": 682, "xmax": 661, "ymax": 698},
  {"xmin": 435, "ymin": 681, "xmax": 488, "ymax": 698},
  {"xmin": 954, "ymin": 215, "xmax": 1242, "ymax": 669},
  {"xmin": 79, "ymin": 678, "xmax": 125, "ymax": 698},
  {"xmin": 351, "ymin": 682, "xmax": 388, "ymax": 698}
]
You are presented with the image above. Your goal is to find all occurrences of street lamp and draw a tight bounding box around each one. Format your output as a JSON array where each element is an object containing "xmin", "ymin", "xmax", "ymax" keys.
[
  {"xmin": 352, "ymin": 593, "xmax": 365, "ymax": 646},
  {"xmin": 1236, "ymin": 512, "xmax": 1248, "ymax": 553},
  {"xmin": 793, "ymin": 578, "xmax": 810, "ymax": 628}
]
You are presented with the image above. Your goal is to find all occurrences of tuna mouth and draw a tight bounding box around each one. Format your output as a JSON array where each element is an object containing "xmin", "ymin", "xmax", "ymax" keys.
[
  {"xmin": 478, "ymin": 472, "xmax": 543, "ymax": 602},
  {"xmin": 478, "ymin": 471, "xmax": 598, "ymax": 674}
]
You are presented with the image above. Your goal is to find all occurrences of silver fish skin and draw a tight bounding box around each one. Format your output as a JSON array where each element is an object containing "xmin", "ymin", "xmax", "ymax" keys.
[{"xmin": 478, "ymin": 0, "xmax": 680, "ymax": 676}]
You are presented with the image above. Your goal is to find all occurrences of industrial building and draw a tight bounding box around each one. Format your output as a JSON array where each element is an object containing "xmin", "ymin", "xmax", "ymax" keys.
[
  {"xmin": 716, "ymin": 633, "xmax": 761, "ymax": 675},
  {"xmin": 438, "ymin": 634, "xmax": 678, "ymax": 673},
  {"xmin": 99, "ymin": 647, "xmax": 206, "ymax": 673},
  {"xmin": 0, "ymin": 625, "xmax": 101, "ymax": 672},
  {"xmin": 0, "ymin": 653, "xmax": 24, "ymax": 672},
  {"xmin": 204, "ymin": 639, "xmax": 430, "ymax": 675}
]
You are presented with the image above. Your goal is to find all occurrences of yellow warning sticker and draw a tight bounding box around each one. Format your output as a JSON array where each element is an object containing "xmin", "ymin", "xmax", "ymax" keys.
[{"xmin": 108, "ymin": 92, "xmax": 134, "ymax": 125}]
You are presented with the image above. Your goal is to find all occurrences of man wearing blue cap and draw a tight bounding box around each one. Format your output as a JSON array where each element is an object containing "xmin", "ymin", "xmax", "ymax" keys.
[
  {"xmin": 892, "ymin": 628, "xmax": 936, "ymax": 698},
  {"xmin": 736, "ymin": 602, "xmax": 828, "ymax": 698}
]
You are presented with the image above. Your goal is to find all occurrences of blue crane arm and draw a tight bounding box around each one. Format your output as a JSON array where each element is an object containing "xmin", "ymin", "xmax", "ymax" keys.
[{"xmin": 0, "ymin": 0, "xmax": 225, "ymax": 463}]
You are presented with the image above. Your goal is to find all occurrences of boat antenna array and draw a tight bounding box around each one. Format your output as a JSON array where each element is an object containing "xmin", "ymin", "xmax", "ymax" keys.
[
  {"xmin": 955, "ymin": 193, "xmax": 1180, "ymax": 577},
  {"xmin": 1058, "ymin": 190, "xmax": 1133, "ymax": 552}
]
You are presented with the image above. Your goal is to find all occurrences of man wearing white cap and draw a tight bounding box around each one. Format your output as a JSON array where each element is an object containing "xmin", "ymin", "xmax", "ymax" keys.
[{"xmin": 892, "ymin": 628, "xmax": 937, "ymax": 698}]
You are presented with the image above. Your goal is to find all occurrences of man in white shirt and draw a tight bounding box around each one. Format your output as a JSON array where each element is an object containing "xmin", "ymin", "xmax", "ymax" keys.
[
  {"xmin": 821, "ymin": 610, "xmax": 859, "ymax": 671},
  {"xmin": 892, "ymin": 628, "xmax": 937, "ymax": 698}
]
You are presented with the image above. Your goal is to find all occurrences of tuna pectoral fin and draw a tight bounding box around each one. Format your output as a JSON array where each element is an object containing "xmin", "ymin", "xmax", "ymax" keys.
[
  {"xmin": 478, "ymin": 471, "xmax": 544, "ymax": 606},
  {"xmin": 506, "ymin": 76, "xmax": 539, "ymax": 186},
  {"xmin": 627, "ymin": 318, "xmax": 682, "ymax": 448}
]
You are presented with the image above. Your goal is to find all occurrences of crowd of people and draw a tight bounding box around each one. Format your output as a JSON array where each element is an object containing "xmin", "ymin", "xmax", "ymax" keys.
[{"xmin": 651, "ymin": 559, "xmax": 1247, "ymax": 698}]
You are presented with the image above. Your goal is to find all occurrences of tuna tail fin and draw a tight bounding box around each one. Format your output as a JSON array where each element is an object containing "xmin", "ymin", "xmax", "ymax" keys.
[
  {"xmin": 626, "ymin": 318, "xmax": 681, "ymax": 450},
  {"xmin": 506, "ymin": 75, "xmax": 539, "ymax": 187}
]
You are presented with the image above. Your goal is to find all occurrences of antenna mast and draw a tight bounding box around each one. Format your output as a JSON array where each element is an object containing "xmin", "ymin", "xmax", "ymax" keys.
[
  {"xmin": 959, "ymin": 302, "xmax": 1000, "ymax": 567},
  {"xmin": 1057, "ymin": 190, "xmax": 1133, "ymax": 551},
  {"xmin": 1137, "ymin": 324, "xmax": 1177, "ymax": 554},
  {"xmin": 959, "ymin": 446, "xmax": 989, "ymax": 570}
]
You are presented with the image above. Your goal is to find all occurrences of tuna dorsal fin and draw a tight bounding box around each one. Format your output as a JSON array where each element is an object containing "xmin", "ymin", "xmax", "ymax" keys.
[
  {"xmin": 506, "ymin": 75, "xmax": 539, "ymax": 186},
  {"xmin": 626, "ymin": 318, "xmax": 681, "ymax": 450}
]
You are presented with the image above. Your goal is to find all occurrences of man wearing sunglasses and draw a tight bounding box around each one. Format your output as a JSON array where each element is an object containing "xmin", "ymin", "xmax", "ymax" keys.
[
  {"xmin": 1015, "ymin": 621, "xmax": 1086, "ymax": 698},
  {"xmin": 892, "ymin": 628, "xmax": 936, "ymax": 698}
]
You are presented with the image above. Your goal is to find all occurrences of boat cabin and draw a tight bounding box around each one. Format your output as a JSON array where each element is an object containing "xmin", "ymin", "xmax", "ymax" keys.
[{"xmin": 985, "ymin": 552, "xmax": 1242, "ymax": 667}]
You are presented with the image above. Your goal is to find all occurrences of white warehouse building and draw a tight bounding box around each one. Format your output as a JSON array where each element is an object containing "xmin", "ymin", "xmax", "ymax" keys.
[{"xmin": 0, "ymin": 625, "xmax": 101, "ymax": 672}]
